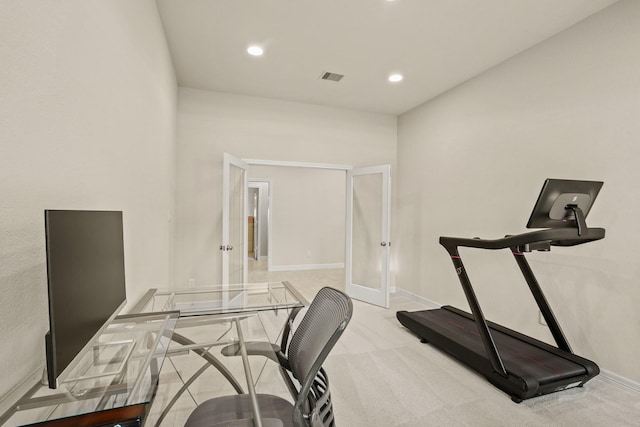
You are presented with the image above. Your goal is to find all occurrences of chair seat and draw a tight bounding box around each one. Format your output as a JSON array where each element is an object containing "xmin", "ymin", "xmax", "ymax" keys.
[{"xmin": 184, "ymin": 394, "xmax": 294, "ymax": 427}]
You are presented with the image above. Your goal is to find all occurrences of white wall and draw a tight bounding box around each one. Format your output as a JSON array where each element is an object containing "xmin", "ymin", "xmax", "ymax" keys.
[
  {"xmin": 248, "ymin": 165, "xmax": 346, "ymax": 269},
  {"xmin": 0, "ymin": 1, "xmax": 176, "ymax": 396},
  {"xmin": 396, "ymin": 0, "xmax": 640, "ymax": 383},
  {"xmin": 175, "ymin": 89, "xmax": 397, "ymax": 287}
]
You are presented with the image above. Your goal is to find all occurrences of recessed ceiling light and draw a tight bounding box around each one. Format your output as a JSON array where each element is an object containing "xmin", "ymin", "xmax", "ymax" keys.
[
  {"xmin": 247, "ymin": 46, "xmax": 264, "ymax": 56},
  {"xmin": 388, "ymin": 73, "xmax": 403, "ymax": 83}
]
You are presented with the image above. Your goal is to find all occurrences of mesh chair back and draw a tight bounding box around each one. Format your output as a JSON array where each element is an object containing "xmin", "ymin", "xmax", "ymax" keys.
[
  {"xmin": 286, "ymin": 287, "xmax": 353, "ymax": 426},
  {"xmin": 288, "ymin": 287, "xmax": 352, "ymax": 382}
]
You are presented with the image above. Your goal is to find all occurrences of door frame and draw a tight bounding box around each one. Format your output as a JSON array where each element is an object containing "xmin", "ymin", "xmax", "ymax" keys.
[
  {"xmin": 248, "ymin": 179, "xmax": 271, "ymax": 263},
  {"xmin": 248, "ymin": 185, "xmax": 259, "ymax": 260}
]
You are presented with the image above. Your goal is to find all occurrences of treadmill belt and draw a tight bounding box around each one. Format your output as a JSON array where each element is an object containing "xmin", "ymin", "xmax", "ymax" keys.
[{"xmin": 410, "ymin": 309, "xmax": 586, "ymax": 384}]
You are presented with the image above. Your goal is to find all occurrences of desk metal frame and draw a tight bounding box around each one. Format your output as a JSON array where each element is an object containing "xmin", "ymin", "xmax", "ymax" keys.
[{"xmin": 133, "ymin": 281, "xmax": 307, "ymax": 427}]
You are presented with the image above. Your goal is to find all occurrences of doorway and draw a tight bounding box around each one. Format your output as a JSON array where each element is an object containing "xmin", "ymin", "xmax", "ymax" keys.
[
  {"xmin": 248, "ymin": 187, "xmax": 258, "ymax": 260},
  {"xmin": 247, "ymin": 180, "xmax": 270, "ymax": 263},
  {"xmin": 237, "ymin": 159, "xmax": 391, "ymax": 308},
  {"xmin": 247, "ymin": 164, "xmax": 345, "ymax": 274}
]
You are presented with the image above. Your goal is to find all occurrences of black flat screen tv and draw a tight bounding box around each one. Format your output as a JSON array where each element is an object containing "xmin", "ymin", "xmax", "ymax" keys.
[{"xmin": 44, "ymin": 210, "xmax": 127, "ymax": 389}]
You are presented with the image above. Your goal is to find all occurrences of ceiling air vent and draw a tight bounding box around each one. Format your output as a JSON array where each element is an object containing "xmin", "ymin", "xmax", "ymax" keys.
[{"xmin": 320, "ymin": 71, "xmax": 344, "ymax": 82}]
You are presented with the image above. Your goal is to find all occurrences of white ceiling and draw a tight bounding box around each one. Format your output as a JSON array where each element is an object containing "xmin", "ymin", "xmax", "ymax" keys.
[{"xmin": 156, "ymin": 0, "xmax": 618, "ymax": 116}]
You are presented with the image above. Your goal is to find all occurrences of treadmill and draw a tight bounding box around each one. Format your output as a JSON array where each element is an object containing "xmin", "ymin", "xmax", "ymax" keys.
[{"xmin": 397, "ymin": 179, "xmax": 605, "ymax": 402}]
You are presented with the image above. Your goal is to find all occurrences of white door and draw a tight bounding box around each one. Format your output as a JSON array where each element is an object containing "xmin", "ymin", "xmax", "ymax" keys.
[
  {"xmin": 222, "ymin": 153, "xmax": 248, "ymax": 285},
  {"xmin": 345, "ymin": 165, "xmax": 391, "ymax": 308}
]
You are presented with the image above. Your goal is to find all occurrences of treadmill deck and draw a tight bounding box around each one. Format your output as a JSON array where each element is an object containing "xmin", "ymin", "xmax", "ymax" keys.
[{"xmin": 397, "ymin": 306, "xmax": 599, "ymax": 401}]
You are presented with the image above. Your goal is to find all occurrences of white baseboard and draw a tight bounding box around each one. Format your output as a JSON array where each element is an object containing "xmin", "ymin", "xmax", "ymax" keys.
[
  {"xmin": 395, "ymin": 287, "xmax": 441, "ymax": 309},
  {"xmin": 600, "ymin": 369, "xmax": 640, "ymax": 393},
  {"xmin": 269, "ymin": 263, "xmax": 344, "ymax": 272}
]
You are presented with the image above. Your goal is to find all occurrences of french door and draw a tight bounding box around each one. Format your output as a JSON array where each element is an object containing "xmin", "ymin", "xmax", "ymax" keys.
[
  {"xmin": 345, "ymin": 165, "xmax": 391, "ymax": 308},
  {"xmin": 221, "ymin": 153, "xmax": 248, "ymax": 286}
]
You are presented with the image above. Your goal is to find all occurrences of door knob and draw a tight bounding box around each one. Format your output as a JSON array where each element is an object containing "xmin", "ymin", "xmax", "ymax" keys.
[
  {"xmin": 226, "ymin": 245, "xmax": 233, "ymax": 251},
  {"xmin": 380, "ymin": 241, "xmax": 387, "ymax": 246},
  {"xmin": 219, "ymin": 245, "xmax": 226, "ymax": 251}
]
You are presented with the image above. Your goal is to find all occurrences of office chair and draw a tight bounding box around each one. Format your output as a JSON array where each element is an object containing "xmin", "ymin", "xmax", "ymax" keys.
[{"xmin": 184, "ymin": 286, "xmax": 353, "ymax": 427}]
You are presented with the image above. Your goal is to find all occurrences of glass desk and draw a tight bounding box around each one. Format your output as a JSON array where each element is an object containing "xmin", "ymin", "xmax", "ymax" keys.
[
  {"xmin": 0, "ymin": 311, "xmax": 179, "ymax": 427},
  {"xmin": 131, "ymin": 281, "xmax": 308, "ymax": 317},
  {"xmin": 131, "ymin": 282, "xmax": 308, "ymax": 427}
]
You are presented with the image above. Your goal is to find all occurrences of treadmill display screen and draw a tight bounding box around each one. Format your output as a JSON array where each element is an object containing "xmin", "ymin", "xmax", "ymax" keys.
[{"xmin": 526, "ymin": 179, "xmax": 603, "ymax": 229}]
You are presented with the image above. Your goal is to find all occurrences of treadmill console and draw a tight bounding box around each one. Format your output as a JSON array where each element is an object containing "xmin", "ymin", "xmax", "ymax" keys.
[{"xmin": 526, "ymin": 179, "xmax": 603, "ymax": 230}]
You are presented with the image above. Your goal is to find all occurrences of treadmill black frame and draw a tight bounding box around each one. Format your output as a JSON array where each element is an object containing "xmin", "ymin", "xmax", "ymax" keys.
[
  {"xmin": 397, "ymin": 180, "xmax": 605, "ymax": 402},
  {"xmin": 437, "ymin": 218, "xmax": 604, "ymax": 383}
]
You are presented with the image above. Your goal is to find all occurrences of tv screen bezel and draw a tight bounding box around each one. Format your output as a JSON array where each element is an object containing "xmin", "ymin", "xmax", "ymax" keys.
[
  {"xmin": 44, "ymin": 209, "xmax": 127, "ymax": 389},
  {"xmin": 526, "ymin": 179, "xmax": 603, "ymax": 229}
]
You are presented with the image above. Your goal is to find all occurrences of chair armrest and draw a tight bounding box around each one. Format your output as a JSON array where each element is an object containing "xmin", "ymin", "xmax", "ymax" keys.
[{"xmin": 221, "ymin": 342, "xmax": 282, "ymax": 364}]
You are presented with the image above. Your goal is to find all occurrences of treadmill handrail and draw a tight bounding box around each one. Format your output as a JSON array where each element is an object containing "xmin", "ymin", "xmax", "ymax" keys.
[{"xmin": 440, "ymin": 227, "xmax": 604, "ymax": 253}]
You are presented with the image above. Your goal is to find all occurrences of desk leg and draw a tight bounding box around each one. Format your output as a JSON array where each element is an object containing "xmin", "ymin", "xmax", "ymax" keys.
[
  {"xmin": 234, "ymin": 319, "xmax": 263, "ymax": 427},
  {"xmin": 152, "ymin": 332, "xmax": 246, "ymax": 426},
  {"xmin": 153, "ymin": 361, "xmax": 210, "ymax": 427},
  {"xmin": 170, "ymin": 332, "xmax": 244, "ymax": 393}
]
